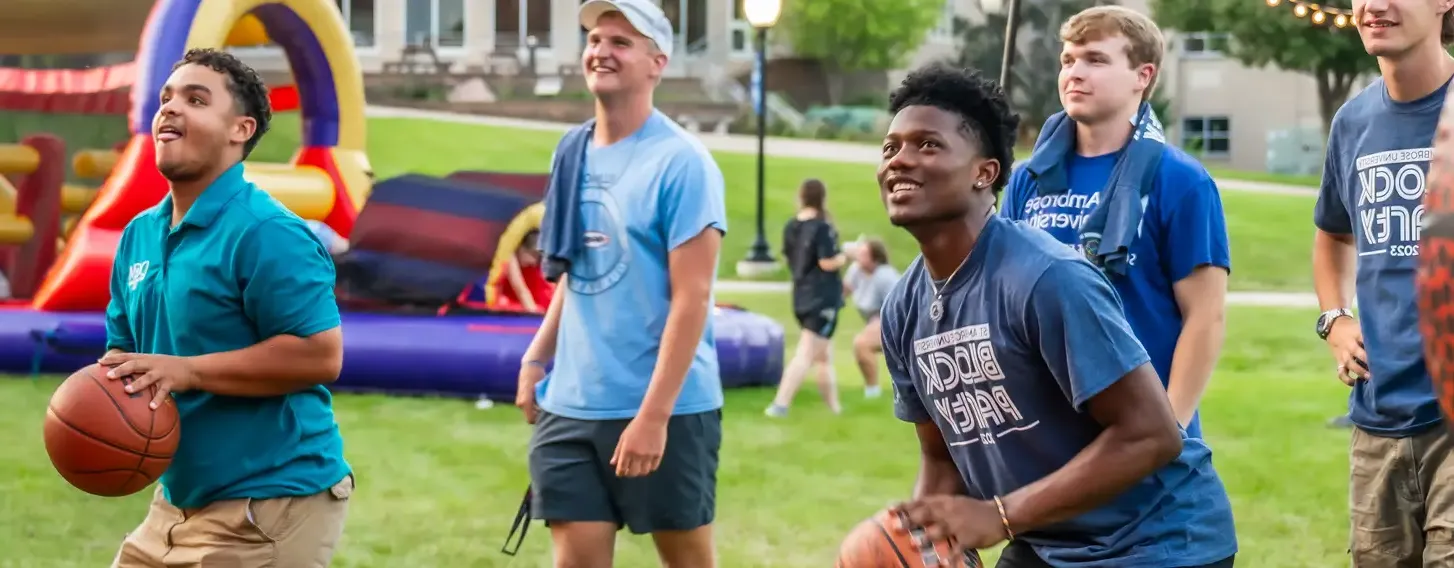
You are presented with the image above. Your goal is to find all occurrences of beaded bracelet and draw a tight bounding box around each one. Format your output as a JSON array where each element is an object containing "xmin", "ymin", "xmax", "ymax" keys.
[{"xmin": 993, "ymin": 495, "xmax": 1015, "ymax": 540}]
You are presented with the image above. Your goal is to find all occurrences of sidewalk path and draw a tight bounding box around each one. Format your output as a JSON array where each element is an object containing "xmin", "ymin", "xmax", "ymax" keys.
[
  {"xmin": 366, "ymin": 106, "xmax": 1316, "ymax": 197},
  {"xmin": 715, "ymin": 280, "xmax": 1322, "ymax": 308}
]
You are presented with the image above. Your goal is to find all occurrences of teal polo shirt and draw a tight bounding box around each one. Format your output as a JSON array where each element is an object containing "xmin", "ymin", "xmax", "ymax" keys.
[{"xmin": 104, "ymin": 163, "xmax": 350, "ymax": 509}]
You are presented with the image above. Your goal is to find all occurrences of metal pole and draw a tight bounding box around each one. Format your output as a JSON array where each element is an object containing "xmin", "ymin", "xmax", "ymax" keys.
[
  {"xmin": 998, "ymin": 0, "xmax": 1023, "ymax": 99},
  {"xmin": 746, "ymin": 26, "xmax": 773, "ymax": 263}
]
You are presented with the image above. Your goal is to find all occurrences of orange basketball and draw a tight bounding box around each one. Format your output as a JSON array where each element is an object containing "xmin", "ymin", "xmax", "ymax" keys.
[
  {"xmin": 1419, "ymin": 87, "xmax": 1454, "ymax": 428},
  {"xmin": 42, "ymin": 363, "xmax": 179, "ymax": 497},
  {"xmin": 836, "ymin": 508, "xmax": 982, "ymax": 567}
]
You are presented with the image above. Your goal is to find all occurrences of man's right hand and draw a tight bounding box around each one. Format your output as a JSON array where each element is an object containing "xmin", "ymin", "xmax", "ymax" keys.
[
  {"xmin": 516, "ymin": 363, "xmax": 545, "ymax": 424},
  {"xmin": 1326, "ymin": 317, "xmax": 1369, "ymax": 386}
]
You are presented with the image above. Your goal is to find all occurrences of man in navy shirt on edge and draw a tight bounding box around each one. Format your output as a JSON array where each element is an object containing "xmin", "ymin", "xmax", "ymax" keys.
[
  {"xmin": 1311, "ymin": 1, "xmax": 1454, "ymax": 564},
  {"xmin": 879, "ymin": 64, "xmax": 1237, "ymax": 567}
]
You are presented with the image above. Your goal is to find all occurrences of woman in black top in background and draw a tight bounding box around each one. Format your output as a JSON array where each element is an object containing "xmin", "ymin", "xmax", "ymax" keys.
[{"xmin": 766, "ymin": 179, "xmax": 848, "ymax": 417}]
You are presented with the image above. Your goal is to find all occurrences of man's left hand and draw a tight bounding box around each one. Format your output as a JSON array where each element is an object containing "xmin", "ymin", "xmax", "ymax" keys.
[
  {"xmin": 611, "ymin": 415, "xmax": 668, "ymax": 478},
  {"xmin": 896, "ymin": 495, "xmax": 1009, "ymax": 551},
  {"xmin": 98, "ymin": 352, "xmax": 200, "ymax": 410}
]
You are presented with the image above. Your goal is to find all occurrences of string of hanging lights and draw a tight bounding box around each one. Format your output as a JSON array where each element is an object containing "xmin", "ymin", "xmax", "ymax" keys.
[{"xmin": 1264, "ymin": 0, "xmax": 1355, "ymax": 29}]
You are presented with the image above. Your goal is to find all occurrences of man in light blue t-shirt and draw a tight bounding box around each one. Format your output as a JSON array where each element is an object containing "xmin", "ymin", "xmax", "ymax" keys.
[
  {"xmin": 514, "ymin": 1, "xmax": 728, "ymax": 566},
  {"xmin": 1311, "ymin": 2, "xmax": 1454, "ymax": 563},
  {"xmin": 880, "ymin": 64, "xmax": 1235, "ymax": 567}
]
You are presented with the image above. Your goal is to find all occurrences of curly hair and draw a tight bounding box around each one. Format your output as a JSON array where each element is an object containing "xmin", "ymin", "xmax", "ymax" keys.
[
  {"xmin": 887, "ymin": 63, "xmax": 1020, "ymax": 195},
  {"xmin": 173, "ymin": 48, "xmax": 272, "ymax": 159}
]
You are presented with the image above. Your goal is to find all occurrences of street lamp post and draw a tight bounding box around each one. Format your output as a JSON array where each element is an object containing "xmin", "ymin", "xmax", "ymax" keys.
[
  {"xmin": 980, "ymin": 0, "xmax": 1023, "ymax": 99},
  {"xmin": 735, "ymin": 0, "xmax": 783, "ymax": 278}
]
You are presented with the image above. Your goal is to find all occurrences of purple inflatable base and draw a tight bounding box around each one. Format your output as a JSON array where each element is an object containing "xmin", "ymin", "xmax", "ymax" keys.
[{"xmin": 0, "ymin": 306, "xmax": 785, "ymax": 402}]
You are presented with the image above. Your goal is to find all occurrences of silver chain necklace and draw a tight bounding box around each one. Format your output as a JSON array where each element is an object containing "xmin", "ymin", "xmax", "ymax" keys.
[
  {"xmin": 927, "ymin": 253, "xmax": 971, "ymax": 322},
  {"xmin": 926, "ymin": 204, "xmax": 994, "ymax": 322}
]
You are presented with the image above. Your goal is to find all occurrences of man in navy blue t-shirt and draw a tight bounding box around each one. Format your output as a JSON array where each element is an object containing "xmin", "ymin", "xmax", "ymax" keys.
[
  {"xmin": 1000, "ymin": 6, "xmax": 1229, "ymax": 439},
  {"xmin": 1310, "ymin": 1, "xmax": 1454, "ymax": 564},
  {"xmin": 879, "ymin": 64, "xmax": 1237, "ymax": 567}
]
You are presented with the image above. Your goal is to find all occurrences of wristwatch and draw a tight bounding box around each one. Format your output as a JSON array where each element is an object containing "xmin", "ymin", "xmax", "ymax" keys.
[{"xmin": 1316, "ymin": 308, "xmax": 1354, "ymax": 340}]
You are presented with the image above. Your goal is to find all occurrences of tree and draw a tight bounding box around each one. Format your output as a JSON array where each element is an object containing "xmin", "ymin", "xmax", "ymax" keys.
[
  {"xmin": 778, "ymin": 0, "xmax": 944, "ymax": 104},
  {"xmin": 955, "ymin": 0, "xmax": 1107, "ymax": 141},
  {"xmin": 1151, "ymin": 0, "xmax": 1378, "ymax": 135}
]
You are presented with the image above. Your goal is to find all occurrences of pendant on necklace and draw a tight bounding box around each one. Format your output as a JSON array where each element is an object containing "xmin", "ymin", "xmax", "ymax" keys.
[{"xmin": 929, "ymin": 298, "xmax": 944, "ymax": 322}]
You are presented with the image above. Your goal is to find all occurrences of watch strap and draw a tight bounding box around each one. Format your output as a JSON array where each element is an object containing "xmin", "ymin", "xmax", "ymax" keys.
[{"xmin": 1317, "ymin": 308, "xmax": 1353, "ymax": 339}]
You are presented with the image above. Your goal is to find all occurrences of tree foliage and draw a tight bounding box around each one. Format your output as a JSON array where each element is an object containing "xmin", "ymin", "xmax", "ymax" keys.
[
  {"xmin": 955, "ymin": 0, "xmax": 1108, "ymax": 138},
  {"xmin": 1150, "ymin": 0, "xmax": 1378, "ymax": 134},
  {"xmin": 779, "ymin": 0, "xmax": 944, "ymax": 102}
]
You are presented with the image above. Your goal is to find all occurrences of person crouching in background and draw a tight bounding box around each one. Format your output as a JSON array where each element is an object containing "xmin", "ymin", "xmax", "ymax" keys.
[
  {"xmin": 493, "ymin": 230, "xmax": 554, "ymax": 313},
  {"xmin": 766, "ymin": 179, "xmax": 848, "ymax": 417},
  {"xmin": 843, "ymin": 237, "xmax": 899, "ymax": 399}
]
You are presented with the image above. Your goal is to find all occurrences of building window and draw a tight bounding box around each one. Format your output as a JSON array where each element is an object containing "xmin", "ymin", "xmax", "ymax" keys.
[
  {"xmin": 406, "ymin": 0, "xmax": 466, "ymax": 49},
  {"xmin": 1182, "ymin": 116, "xmax": 1231, "ymax": 157},
  {"xmin": 1181, "ymin": 32, "xmax": 1229, "ymax": 57},
  {"xmin": 339, "ymin": 0, "xmax": 376, "ymax": 48},
  {"xmin": 729, "ymin": 0, "xmax": 751, "ymax": 55},
  {"xmin": 496, "ymin": 0, "xmax": 552, "ymax": 50},
  {"xmin": 661, "ymin": 0, "xmax": 710, "ymax": 55}
]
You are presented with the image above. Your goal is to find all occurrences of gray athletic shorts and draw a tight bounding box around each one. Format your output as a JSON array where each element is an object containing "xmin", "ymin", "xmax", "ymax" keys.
[{"xmin": 527, "ymin": 409, "xmax": 722, "ymax": 534}]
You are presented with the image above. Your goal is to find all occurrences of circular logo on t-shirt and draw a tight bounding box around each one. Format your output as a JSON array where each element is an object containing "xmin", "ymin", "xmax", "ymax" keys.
[
  {"xmin": 568, "ymin": 187, "xmax": 631, "ymax": 295},
  {"xmin": 1082, "ymin": 235, "xmax": 1103, "ymax": 267}
]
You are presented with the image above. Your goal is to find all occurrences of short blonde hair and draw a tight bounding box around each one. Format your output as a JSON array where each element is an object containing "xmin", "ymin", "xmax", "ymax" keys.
[{"xmin": 1060, "ymin": 5, "xmax": 1165, "ymax": 98}]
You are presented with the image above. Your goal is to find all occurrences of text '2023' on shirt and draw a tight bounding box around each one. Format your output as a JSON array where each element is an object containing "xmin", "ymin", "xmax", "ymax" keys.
[
  {"xmin": 881, "ymin": 216, "xmax": 1237, "ymax": 567},
  {"xmin": 1314, "ymin": 77, "xmax": 1450, "ymax": 437},
  {"xmin": 1000, "ymin": 145, "xmax": 1232, "ymax": 439}
]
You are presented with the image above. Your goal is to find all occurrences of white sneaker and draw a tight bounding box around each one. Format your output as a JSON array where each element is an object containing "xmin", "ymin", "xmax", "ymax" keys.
[
  {"xmin": 864, "ymin": 385, "xmax": 883, "ymax": 399},
  {"xmin": 764, "ymin": 404, "xmax": 788, "ymax": 418}
]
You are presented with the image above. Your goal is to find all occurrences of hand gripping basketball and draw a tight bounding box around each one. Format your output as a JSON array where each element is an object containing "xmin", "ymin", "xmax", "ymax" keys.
[
  {"xmin": 97, "ymin": 352, "xmax": 200, "ymax": 409},
  {"xmin": 837, "ymin": 507, "xmax": 983, "ymax": 567},
  {"xmin": 897, "ymin": 496, "xmax": 1008, "ymax": 552}
]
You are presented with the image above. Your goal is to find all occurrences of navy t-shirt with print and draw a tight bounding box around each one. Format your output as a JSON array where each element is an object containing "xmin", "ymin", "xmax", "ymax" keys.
[
  {"xmin": 1314, "ymin": 77, "xmax": 1448, "ymax": 438},
  {"xmin": 1000, "ymin": 145, "xmax": 1232, "ymax": 439},
  {"xmin": 881, "ymin": 216, "xmax": 1237, "ymax": 567}
]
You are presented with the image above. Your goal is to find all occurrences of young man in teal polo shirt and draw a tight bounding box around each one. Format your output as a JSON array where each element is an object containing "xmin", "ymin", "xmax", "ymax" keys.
[{"xmin": 101, "ymin": 48, "xmax": 352, "ymax": 567}]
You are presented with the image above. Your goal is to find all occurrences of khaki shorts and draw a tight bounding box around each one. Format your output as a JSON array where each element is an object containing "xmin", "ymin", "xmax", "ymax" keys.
[
  {"xmin": 1350, "ymin": 427, "xmax": 1454, "ymax": 567},
  {"xmin": 111, "ymin": 476, "xmax": 353, "ymax": 568}
]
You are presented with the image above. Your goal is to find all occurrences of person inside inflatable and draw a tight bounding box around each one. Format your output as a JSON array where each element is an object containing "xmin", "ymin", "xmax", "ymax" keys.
[{"xmin": 490, "ymin": 229, "xmax": 554, "ymax": 313}]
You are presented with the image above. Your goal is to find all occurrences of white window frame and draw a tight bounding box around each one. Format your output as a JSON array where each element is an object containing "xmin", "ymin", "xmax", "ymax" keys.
[
  {"xmin": 227, "ymin": 0, "xmax": 380, "ymax": 56},
  {"xmin": 728, "ymin": 0, "xmax": 752, "ymax": 58},
  {"xmin": 1181, "ymin": 115, "xmax": 1232, "ymax": 158},
  {"xmin": 340, "ymin": 0, "xmax": 380, "ymax": 55},
  {"xmin": 405, "ymin": 0, "xmax": 469, "ymax": 55},
  {"xmin": 1180, "ymin": 32, "xmax": 1229, "ymax": 59}
]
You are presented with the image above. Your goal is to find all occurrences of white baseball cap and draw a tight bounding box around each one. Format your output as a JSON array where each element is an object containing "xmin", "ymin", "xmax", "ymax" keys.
[{"xmin": 579, "ymin": 0, "xmax": 675, "ymax": 59}]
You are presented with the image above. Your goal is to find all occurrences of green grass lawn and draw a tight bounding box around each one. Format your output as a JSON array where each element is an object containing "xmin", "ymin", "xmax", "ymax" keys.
[
  {"xmin": 1, "ymin": 292, "xmax": 1350, "ymax": 567},
  {"xmin": 247, "ymin": 114, "xmax": 1316, "ymax": 292}
]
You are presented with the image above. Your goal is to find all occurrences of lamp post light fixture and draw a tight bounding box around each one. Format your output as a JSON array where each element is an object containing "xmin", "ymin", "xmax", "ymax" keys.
[
  {"xmin": 735, "ymin": 0, "xmax": 784, "ymax": 278},
  {"xmin": 980, "ymin": 0, "xmax": 1022, "ymax": 99}
]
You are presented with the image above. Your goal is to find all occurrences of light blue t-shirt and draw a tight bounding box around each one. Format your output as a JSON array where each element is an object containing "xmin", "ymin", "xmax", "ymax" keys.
[
  {"xmin": 846, "ymin": 263, "xmax": 900, "ymax": 318},
  {"xmin": 1314, "ymin": 77, "xmax": 1448, "ymax": 437},
  {"xmin": 537, "ymin": 111, "xmax": 729, "ymax": 420},
  {"xmin": 1001, "ymin": 146, "xmax": 1231, "ymax": 439},
  {"xmin": 883, "ymin": 216, "xmax": 1237, "ymax": 567},
  {"xmin": 105, "ymin": 163, "xmax": 349, "ymax": 509}
]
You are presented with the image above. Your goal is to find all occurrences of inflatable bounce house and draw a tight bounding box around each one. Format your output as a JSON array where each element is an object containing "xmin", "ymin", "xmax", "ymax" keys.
[{"xmin": 0, "ymin": 0, "xmax": 784, "ymax": 401}]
